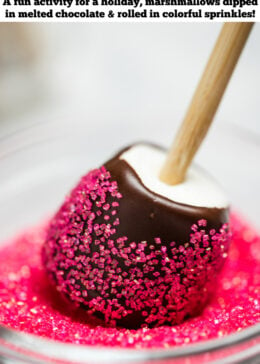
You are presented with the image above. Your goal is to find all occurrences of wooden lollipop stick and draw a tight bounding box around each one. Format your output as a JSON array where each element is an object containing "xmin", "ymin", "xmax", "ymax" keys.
[{"xmin": 160, "ymin": 22, "xmax": 254, "ymax": 186}]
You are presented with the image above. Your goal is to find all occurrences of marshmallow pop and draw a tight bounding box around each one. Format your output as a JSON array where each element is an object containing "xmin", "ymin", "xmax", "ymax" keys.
[{"xmin": 42, "ymin": 23, "xmax": 253, "ymax": 329}]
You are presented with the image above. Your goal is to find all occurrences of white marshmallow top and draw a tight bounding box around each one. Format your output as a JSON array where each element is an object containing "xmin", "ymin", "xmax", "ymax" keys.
[{"xmin": 120, "ymin": 144, "xmax": 229, "ymax": 209}]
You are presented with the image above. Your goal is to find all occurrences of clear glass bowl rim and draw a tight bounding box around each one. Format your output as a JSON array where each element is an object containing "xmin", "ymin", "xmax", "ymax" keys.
[{"xmin": 0, "ymin": 323, "xmax": 259, "ymax": 363}]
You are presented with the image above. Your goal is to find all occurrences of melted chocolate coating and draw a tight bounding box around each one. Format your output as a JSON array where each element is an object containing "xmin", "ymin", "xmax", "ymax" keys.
[
  {"xmin": 104, "ymin": 144, "xmax": 228, "ymax": 247},
  {"xmin": 43, "ymin": 143, "xmax": 230, "ymax": 330}
]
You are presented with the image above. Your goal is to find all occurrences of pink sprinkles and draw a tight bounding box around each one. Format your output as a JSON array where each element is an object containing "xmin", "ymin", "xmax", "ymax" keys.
[
  {"xmin": 42, "ymin": 167, "xmax": 231, "ymax": 328},
  {"xmin": 0, "ymin": 214, "xmax": 259, "ymax": 347}
]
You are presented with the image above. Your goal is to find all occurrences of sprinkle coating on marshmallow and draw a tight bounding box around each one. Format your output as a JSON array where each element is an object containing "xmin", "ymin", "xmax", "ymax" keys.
[
  {"xmin": 42, "ymin": 167, "xmax": 231, "ymax": 327},
  {"xmin": 120, "ymin": 144, "xmax": 229, "ymax": 208},
  {"xmin": 0, "ymin": 213, "xmax": 258, "ymax": 347}
]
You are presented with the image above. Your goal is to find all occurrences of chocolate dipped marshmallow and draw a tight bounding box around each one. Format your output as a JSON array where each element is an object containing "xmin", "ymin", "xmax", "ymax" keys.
[{"xmin": 42, "ymin": 143, "xmax": 230, "ymax": 329}]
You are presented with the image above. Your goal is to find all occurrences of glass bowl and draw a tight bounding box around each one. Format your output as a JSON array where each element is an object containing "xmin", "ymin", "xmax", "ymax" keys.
[{"xmin": 0, "ymin": 117, "xmax": 259, "ymax": 363}]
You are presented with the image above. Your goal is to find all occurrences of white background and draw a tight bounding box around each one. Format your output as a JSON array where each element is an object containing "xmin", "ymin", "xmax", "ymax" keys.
[{"xmin": 0, "ymin": 23, "xmax": 259, "ymax": 229}]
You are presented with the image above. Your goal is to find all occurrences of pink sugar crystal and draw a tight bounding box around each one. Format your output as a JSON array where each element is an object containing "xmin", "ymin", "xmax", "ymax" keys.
[{"xmin": 0, "ymin": 213, "xmax": 259, "ymax": 348}]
